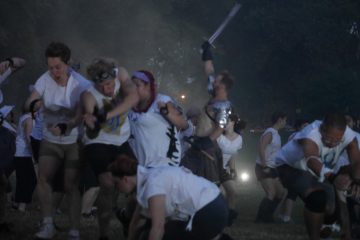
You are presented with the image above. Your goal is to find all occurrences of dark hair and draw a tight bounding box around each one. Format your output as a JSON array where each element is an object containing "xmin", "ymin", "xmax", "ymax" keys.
[
  {"xmin": 108, "ymin": 155, "xmax": 138, "ymax": 178},
  {"xmin": 219, "ymin": 71, "xmax": 234, "ymax": 90},
  {"xmin": 321, "ymin": 113, "xmax": 347, "ymax": 132},
  {"xmin": 294, "ymin": 118, "xmax": 309, "ymax": 131},
  {"xmin": 87, "ymin": 58, "xmax": 116, "ymax": 83},
  {"xmin": 271, "ymin": 111, "xmax": 287, "ymax": 125},
  {"xmin": 45, "ymin": 42, "xmax": 71, "ymax": 64}
]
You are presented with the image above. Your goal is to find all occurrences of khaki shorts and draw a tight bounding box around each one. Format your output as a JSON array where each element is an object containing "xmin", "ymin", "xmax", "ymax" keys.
[{"xmin": 39, "ymin": 140, "xmax": 81, "ymax": 169}]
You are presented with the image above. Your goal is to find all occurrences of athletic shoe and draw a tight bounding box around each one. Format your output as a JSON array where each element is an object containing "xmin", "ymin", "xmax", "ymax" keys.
[
  {"xmin": 320, "ymin": 223, "xmax": 340, "ymax": 239},
  {"xmin": 35, "ymin": 222, "xmax": 56, "ymax": 239}
]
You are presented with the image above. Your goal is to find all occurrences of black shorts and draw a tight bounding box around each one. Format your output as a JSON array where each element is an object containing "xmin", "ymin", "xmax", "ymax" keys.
[
  {"xmin": 83, "ymin": 142, "xmax": 135, "ymax": 177},
  {"xmin": 255, "ymin": 164, "xmax": 279, "ymax": 180},
  {"xmin": 277, "ymin": 164, "xmax": 335, "ymax": 204}
]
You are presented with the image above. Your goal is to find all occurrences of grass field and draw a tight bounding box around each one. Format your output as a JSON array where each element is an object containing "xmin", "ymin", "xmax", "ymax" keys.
[{"xmin": 0, "ymin": 131, "xmax": 344, "ymax": 240}]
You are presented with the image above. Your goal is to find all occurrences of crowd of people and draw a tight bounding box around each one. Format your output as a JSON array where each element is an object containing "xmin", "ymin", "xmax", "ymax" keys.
[{"xmin": 0, "ymin": 40, "xmax": 359, "ymax": 240}]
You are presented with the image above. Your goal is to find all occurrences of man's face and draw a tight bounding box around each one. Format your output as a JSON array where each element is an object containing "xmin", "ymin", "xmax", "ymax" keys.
[
  {"xmin": 97, "ymin": 78, "xmax": 116, "ymax": 97},
  {"xmin": 214, "ymin": 75, "xmax": 226, "ymax": 94},
  {"xmin": 320, "ymin": 126, "xmax": 344, "ymax": 148}
]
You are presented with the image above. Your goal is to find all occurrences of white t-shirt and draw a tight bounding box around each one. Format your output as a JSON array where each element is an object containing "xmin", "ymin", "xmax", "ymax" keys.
[
  {"xmin": 83, "ymin": 79, "xmax": 130, "ymax": 146},
  {"xmin": 275, "ymin": 121, "xmax": 356, "ymax": 173},
  {"xmin": 128, "ymin": 94, "xmax": 182, "ymax": 167},
  {"xmin": 15, "ymin": 113, "xmax": 32, "ymax": 157},
  {"xmin": 256, "ymin": 128, "xmax": 281, "ymax": 168},
  {"xmin": 136, "ymin": 165, "xmax": 220, "ymax": 230},
  {"xmin": 333, "ymin": 131, "xmax": 360, "ymax": 173},
  {"xmin": 34, "ymin": 69, "xmax": 91, "ymax": 144},
  {"xmin": 217, "ymin": 134, "xmax": 243, "ymax": 168}
]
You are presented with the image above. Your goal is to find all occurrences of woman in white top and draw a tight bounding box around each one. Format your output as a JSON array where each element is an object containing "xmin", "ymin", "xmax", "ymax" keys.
[
  {"xmin": 255, "ymin": 112, "xmax": 287, "ymax": 223},
  {"xmin": 216, "ymin": 114, "xmax": 243, "ymax": 225},
  {"xmin": 14, "ymin": 104, "xmax": 37, "ymax": 212},
  {"xmin": 25, "ymin": 42, "xmax": 91, "ymax": 240},
  {"xmin": 109, "ymin": 155, "xmax": 229, "ymax": 240},
  {"xmin": 128, "ymin": 70, "xmax": 188, "ymax": 168}
]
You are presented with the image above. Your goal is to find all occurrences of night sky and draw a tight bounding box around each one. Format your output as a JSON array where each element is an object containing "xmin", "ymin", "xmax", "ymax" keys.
[{"xmin": 1, "ymin": 0, "xmax": 360, "ymax": 127}]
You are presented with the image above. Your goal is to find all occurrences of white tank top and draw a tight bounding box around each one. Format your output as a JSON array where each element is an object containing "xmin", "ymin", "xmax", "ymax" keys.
[
  {"xmin": 15, "ymin": 113, "xmax": 32, "ymax": 157},
  {"xmin": 83, "ymin": 79, "xmax": 130, "ymax": 146},
  {"xmin": 128, "ymin": 94, "xmax": 182, "ymax": 167},
  {"xmin": 217, "ymin": 134, "xmax": 243, "ymax": 168},
  {"xmin": 256, "ymin": 128, "xmax": 281, "ymax": 168},
  {"xmin": 275, "ymin": 120, "xmax": 356, "ymax": 171}
]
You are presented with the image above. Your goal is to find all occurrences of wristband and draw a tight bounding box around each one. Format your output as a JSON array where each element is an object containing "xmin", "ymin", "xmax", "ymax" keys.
[
  {"xmin": 319, "ymin": 166, "xmax": 334, "ymax": 183},
  {"xmin": 56, "ymin": 123, "xmax": 67, "ymax": 135}
]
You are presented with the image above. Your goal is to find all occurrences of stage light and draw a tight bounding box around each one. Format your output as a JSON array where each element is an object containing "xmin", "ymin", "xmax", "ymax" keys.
[{"xmin": 239, "ymin": 171, "xmax": 250, "ymax": 182}]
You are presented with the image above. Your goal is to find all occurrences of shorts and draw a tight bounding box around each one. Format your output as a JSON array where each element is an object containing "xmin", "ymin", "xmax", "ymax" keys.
[
  {"xmin": 39, "ymin": 140, "xmax": 80, "ymax": 169},
  {"xmin": 83, "ymin": 142, "xmax": 135, "ymax": 177},
  {"xmin": 277, "ymin": 164, "xmax": 335, "ymax": 205},
  {"xmin": 255, "ymin": 163, "xmax": 279, "ymax": 180}
]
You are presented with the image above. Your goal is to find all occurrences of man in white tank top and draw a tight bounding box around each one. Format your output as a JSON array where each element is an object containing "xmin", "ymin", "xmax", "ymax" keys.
[
  {"xmin": 274, "ymin": 113, "xmax": 360, "ymax": 239},
  {"xmin": 82, "ymin": 58, "xmax": 139, "ymax": 240}
]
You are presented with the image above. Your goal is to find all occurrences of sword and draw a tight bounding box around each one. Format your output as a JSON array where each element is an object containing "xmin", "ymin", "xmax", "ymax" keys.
[{"xmin": 208, "ymin": 2, "xmax": 241, "ymax": 45}]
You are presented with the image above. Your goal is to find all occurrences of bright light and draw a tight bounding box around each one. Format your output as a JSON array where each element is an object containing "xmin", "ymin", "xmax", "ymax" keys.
[
  {"xmin": 181, "ymin": 94, "xmax": 186, "ymax": 99},
  {"xmin": 239, "ymin": 171, "xmax": 250, "ymax": 182}
]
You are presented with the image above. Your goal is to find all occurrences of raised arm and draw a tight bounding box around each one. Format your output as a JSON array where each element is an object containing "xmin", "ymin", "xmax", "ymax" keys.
[{"xmin": 106, "ymin": 67, "xmax": 139, "ymax": 120}]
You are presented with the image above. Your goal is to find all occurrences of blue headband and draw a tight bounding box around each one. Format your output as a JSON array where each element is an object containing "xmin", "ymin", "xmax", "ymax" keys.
[{"xmin": 132, "ymin": 71, "xmax": 150, "ymax": 83}]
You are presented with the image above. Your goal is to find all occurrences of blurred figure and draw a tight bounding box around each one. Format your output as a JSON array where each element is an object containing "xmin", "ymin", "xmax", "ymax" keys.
[
  {"xmin": 180, "ymin": 106, "xmax": 201, "ymax": 154},
  {"xmin": 217, "ymin": 114, "xmax": 243, "ymax": 226},
  {"xmin": 13, "ymin": 103, "xmax": 37, "ymax": 212},
  {"xmin": 0, "ymin": 57, "xmax": 26, "ymax": 104},
  {"xmin": 255, "ymin": 112, "xmax": 287, "ymax": 223},
  {"xmin": 0, "ymin": 106, "xmax": 16, "ymax": 234},
  {"xmin": 26, "ymin": 42, "xmax": 91, "ymax": 240},
  {"xmin": 279, "ymin": 118, "xmax": 309, "ymax": 223}
]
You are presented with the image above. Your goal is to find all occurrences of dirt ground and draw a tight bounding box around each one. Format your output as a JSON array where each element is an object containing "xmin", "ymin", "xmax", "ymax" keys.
[{"xmin": 0, "ymin": 179, "xmax": 345, "ymax": 240}]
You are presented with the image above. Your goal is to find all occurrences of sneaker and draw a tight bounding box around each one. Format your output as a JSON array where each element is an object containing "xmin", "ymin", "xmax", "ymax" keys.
[
  {"xmin": 35, "ymin": 222, "xmax": 56, "ymax": 239},
  {"xmin": 68, "ymin": 229, "xmax": 80, "ymax": 240},
  {"xmin": 320, "ymin": 223, "xmax": 340, "ymax": 239}
]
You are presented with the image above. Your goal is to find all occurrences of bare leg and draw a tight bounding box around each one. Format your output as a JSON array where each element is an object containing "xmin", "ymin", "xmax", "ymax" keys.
[
  {"xmin": 64, "ymin": 168, "xmax": 81, "ymax": 230},
  {"xmin": 97, "ymin": 172, "xmax": 115, "ymax": 238},
  {"xmin": 304, "ymin": 208, "xmax": 323, "ymax": 240},
  {"xmin": 81, "ymin": 187, "xmax": 100, "ymax": 215}
]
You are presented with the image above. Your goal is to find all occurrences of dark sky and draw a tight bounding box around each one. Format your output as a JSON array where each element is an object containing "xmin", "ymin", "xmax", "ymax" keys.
[{"xmin": 1, "ymin": 0, "xmax": 360, "ymax": 126}]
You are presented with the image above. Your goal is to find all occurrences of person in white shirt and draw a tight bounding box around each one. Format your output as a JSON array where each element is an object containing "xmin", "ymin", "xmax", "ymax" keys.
[
  {"xmin": 128, "ymin": 70, "xmax": 188, "ymax": 168},
  {"xmin": 82, "ymin": 58, "xmax": 138, "ymax": 240},
  {"xmin": 216, "ymin": 114, "xmax": 243, "ymax": 226},
  {"xmin": 109, "ymin": 155, "xmax": 229, "ymax": 240},
  {"xmin": 25, "ymin": 42, "xmax": 91, "ymax": 240},
  {"xmin": 255, "ymin": 112, "xmax": 287, "ymax": 223},
  {"xmin": 13, "ymin": 105, "xmax": 36, "ymax": 212},
  {"xmin": 274, "ymin": 113, "xmax": 360, "ymax": 240}
]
